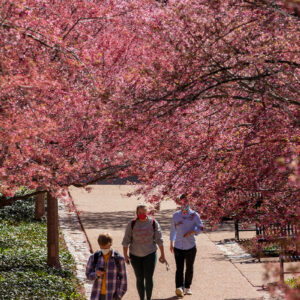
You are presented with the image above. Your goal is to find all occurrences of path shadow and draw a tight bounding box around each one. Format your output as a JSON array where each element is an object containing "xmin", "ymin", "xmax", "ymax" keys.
[
  {"xmin": 62, "ymin": 209, "xmax": 175, "ymax": 232},
  {"xmin": 152, "ymin": 297, "xmax": 178, "ymax": 300},
  {"xmin": 240, "ymin": 259, "xmax": 279, "ymax": 264},
  {"xmin": 62, "ymin": 209, "xmax": 238, "ymax": 234},
  {"xmin": 62, "ymin": 206, "xmax": 250, "ymax": 237},
  {"xmin": 224, "ymin": 298, "xmax": 262, "ymax": 300},
  {"xmin": 208, "ymin": 253, "xmax": 232, "ymax": 262}
]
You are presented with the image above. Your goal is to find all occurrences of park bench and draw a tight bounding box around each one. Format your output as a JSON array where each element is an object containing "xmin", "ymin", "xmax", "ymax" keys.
[
  {"xmin": 235, "ymin": 220, "xmax": 300, "ymax": 280},
  {"xmin": 257, "ymin": 224, "xmax": 300, "ymax": 282},
  {"xmin": 234, "ymin": 220, "xmax": 298, "ymax": 244},
  {"xmin": 279, "ymin": 251, "xmax": 300, "ymax": 282},
  {"xmin": 234, "ymin": 220, "xmax": 258, "ymax": 241},
  {"xmin": 255, "ymin": 223, "xmax": 299, "ymax": 261}
]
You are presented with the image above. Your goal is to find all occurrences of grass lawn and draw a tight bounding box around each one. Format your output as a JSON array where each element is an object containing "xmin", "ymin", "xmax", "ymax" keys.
[{"xmin": 0, "ymin": 198, "xmax": 86, "ymax": 299}]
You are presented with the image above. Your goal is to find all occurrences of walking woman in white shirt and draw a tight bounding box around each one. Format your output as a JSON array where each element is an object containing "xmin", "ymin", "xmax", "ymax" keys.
[{"xmin": 170, "ymin": 200, "xmax": 203, "ymax": 297}]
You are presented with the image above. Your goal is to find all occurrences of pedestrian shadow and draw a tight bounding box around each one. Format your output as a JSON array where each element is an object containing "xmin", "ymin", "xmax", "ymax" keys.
[{"xmin": 69, "ymin": 209, "xmax": 175, "ymax": 232}]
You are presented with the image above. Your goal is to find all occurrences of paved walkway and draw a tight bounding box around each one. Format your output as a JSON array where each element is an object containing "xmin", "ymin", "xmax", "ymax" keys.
[
  {"xmin": 58, "ymin": 199, "xmax": 92, "ymax": 296},
  {"xmin": 67, "ymin": 185, "xmax": 281, "ymax": 300}
]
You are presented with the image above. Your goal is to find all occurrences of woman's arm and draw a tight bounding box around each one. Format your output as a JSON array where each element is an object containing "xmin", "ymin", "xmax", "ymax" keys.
[
  {"xmin": 194, "ymin": 212, "xmax": 204, "ymax": 234},
  {"xmin": 158, "ymin": 244, "xmax": 166, "ymax": 263},
  {"xmin": 154, "ymin": 220, "xmax": 166, "ymax": 262},
  {"xmin": 184, "ymin": 213, "xmax": 203, "ymax": 237},
  {"xmin": 123, "ymin": 246, "xmax": 130, "ymax": 264},
  {"xmin": 170, "ymin": 215, "xmax": 176, "ymax": 252},
  {"xmin": 122, "ymin": 222, "xmax": 132, "ymax": 264}
]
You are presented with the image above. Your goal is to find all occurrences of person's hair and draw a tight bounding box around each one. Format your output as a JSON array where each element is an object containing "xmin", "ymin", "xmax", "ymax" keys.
[
  {"xmin": 176, "ymin": 193, "xmax": 188, "ymax": 206},
  {"xmin": 179, "ymin": 194, "xmax": 186, "ymax": 200},
  {"xmin": 97, "ymin": 233, "xmax": 113, "ymax": 246},
  {"xmin": 136, "ymin": 203, "xmax": 148, "ymax": 215}
]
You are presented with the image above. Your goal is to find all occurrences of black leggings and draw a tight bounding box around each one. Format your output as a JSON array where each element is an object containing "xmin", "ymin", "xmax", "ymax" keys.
[
  {"xmin": 130, "ymin": 251, "xmax": 157, "ymax": 300},
  {"xmin": 174, "ymin": 246, "xmax": 197, "ymax": 289}
]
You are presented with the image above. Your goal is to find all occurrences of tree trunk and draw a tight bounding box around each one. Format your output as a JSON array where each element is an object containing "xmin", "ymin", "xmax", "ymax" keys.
[
  {"xmin": 35, "ymin": 192, "xmax": 45, "ymax": 220},
  {"xmin": 47, "ymin": 193, "xmax": 61, "ymax": 269}
]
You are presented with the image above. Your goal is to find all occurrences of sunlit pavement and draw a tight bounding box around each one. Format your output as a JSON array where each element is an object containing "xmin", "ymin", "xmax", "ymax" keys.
[{"xmin": 70, "ymin": 185, "xmax": 275, "ymax": 300}]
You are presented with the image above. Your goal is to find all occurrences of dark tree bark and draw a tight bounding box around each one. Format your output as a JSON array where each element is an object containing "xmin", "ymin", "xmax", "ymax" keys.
[
  {"xmin": 35, "ymin": 192, "xmax": 45, "ymax": 220},
  {"xmin": 47, "ymin": 192, "xmax": 61, "ymax": 269}
]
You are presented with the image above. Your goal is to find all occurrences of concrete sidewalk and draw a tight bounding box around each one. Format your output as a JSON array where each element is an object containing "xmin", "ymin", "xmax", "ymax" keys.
[{"xmin": 69, "ymin": 185, "xmax": 272, "ymax": 300}]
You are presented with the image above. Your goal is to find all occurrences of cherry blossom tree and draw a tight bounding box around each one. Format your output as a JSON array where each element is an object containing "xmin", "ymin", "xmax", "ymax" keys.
[
  {"xmin": 0, "ymin": 0, "xmax": 144, "ymax": 199},
  {"xmin": 1, "ymin": 0, "xmax": 299, "ymax": 268},
  {"xmin": 0, "ymin": 0, "xmax": 153, "ymax": 267},
  {"xmin": 107, "ymin": 0, "xmax": 300, "ymax": 225}
]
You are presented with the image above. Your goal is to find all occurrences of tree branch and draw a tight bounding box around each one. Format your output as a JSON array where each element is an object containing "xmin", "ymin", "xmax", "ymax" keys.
[{"xmin": 0, "ymin": 190, "xmax": 46, "ymax": 208}]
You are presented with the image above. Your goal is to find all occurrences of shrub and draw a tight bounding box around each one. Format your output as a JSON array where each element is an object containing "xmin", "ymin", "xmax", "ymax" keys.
[{"xmin": 0, "ymin": 197, "xmax": 86, "ymax": 299}]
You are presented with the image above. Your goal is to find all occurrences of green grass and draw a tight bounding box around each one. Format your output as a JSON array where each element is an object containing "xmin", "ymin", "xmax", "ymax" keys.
[
  {"xmin": 286, "ymin": 277, "xmax": 300, "ymax": 289},
  {"xmin": 261, "ymin": 244, "xmax": 280, "ymax": 256},
  {"xmin": 0, "ymin": 198, "xmax": 86, "ymax": 300}
]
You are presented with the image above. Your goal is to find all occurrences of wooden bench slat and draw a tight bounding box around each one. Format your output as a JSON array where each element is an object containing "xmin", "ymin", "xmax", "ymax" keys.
[{"xmin": 234, "ymin": 220, "xmax": 299, "ymax": 283}]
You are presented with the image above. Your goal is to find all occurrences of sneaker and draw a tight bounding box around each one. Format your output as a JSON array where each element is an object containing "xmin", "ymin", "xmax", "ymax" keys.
[
  {"xmin": 175, "ymin": 287, "xmax": 184, "ymax": 297},
  {"xmin": 184, "ymin": 288, "xmax": 192, "ymax": 295}
]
